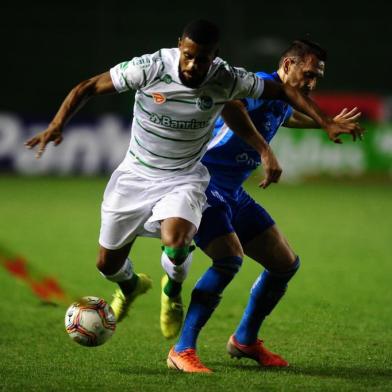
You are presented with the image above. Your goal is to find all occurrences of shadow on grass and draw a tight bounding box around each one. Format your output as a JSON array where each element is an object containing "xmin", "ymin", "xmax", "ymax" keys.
[
  {"xmin": 118, "ymin": 367, "xmax": 179, "ymax": 376},
  {"xmin": 285, "ymin": 365, "xmax": 392, "ymax": 380},
  {"xmin": 216, "ymin": 361, "xmax": 392, "ymax": 381}
]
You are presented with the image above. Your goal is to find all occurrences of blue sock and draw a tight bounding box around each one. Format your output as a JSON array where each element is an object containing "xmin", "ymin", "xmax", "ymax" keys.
[
  {"xmin": 175, "ymin": 256, "xmax": 242, "ymax": 352},
  {"xmin": 235, "ymin": 257, "xmax": 300, "ymax": 345}
]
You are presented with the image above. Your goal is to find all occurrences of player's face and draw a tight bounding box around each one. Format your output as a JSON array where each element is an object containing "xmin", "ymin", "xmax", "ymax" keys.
[
  {"xmin": 286, "ymin": 54, "xmax": 325, "ymax": 95},
  {"xmin": 178, "ymin": 36, "xmax": 218, "ymax": 88}
]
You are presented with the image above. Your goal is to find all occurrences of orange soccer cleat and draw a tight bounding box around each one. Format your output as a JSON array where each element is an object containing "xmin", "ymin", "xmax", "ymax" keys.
[
  {"xmin": 167, "ymin": 347, "xmax": 212, "ymax": 373},
  {"xmin": 227, "ymin": 335, "xmax": 289, "ymax": 367}
]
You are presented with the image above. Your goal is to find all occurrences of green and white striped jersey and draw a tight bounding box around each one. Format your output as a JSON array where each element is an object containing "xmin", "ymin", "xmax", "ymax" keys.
[{"xmin": 110, "ymin": 48, "xmax": 264, "ymax": 177}]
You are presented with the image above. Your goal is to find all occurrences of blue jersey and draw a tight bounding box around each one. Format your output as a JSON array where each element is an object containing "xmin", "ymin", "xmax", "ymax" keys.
[{"xmin": 202, "ymin": 71, "xmax": 292, "ymax": 194}]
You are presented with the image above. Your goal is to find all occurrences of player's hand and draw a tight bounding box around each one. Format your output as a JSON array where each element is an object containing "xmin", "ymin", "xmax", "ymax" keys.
[
  {"xmin": 259, "ymin": 147, "xmax": 282, "ymax": 189},
  {"xmin": 24, "ymin": 124, "xmax": 63, "ymax": 158},
  {"xmin": 325, "ymin": 107, "xmax": 364, "ymax": 144}
]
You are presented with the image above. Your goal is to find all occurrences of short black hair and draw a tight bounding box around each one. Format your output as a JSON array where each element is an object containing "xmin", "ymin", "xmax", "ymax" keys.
[
  {"xmin": 182, "ymin": 19, "xmax": 220, "ymax": 46},
  {"xmin": 279, "ymin": 39, "xmax": 327, "ymax": 66}
]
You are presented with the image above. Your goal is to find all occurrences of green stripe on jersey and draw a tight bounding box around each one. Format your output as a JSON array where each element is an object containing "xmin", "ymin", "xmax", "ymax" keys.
[
  {"xmin": 133, "ymin": 135, "xmax": 209, "ymax": 160},
  {"xmin": 158, "ymin": 49, "xmax": 165, "ymax": 72},
  {"xmin": 228, "ymin": 70, "xmax": 238, "ymax": 99},
  {"xmin": 136, "ymin": 100, "xmax": 151, "ymax": 116},
  {"xmin": 121, "ymin": 73, "xmax": 132, "ymax": 90},
  {"xmin": 249, "ymin": 73, "xmax": 258, "ymax": 97},
  {"xmin": 129, "ymin": 150, "xmax": 198, "ymax": 171},
  {"xmin": 167, "ymin": 98, "xmax": 195, "ymax": 104}
]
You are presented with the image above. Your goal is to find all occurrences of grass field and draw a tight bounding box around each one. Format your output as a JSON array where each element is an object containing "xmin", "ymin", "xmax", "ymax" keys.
[{"xmin": 0, "ymin": 176, "xmax": 391, "ymax": 391}]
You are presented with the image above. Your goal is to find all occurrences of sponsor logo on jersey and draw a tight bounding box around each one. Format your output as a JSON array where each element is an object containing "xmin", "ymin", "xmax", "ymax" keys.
[
  {"xmin": 235, "ymin": 152, "xmax": 260, "ymax": 168},
  {"xmin": 149, "ymin": 113, "xmax": 210, "ymax": 129},
  {"xmin": 131, "ymin": 57, "xmax": 151, "ymax": 68},
  {"xmin": 210, "ymin": 190, "xmax": 226, "ymax": 203},
  {"xmin": 196, "ymin": 95, "xmax": 213, "ymax": 111},
  {"xmin": 152, "ymin": 93, "xmax": 166, "ymax": 104}
]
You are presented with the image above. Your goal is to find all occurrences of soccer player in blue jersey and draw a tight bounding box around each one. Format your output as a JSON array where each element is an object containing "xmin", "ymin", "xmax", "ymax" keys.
[{"xmin": 165, "ymin": 39, "xmax": 363, "ymax": 373}]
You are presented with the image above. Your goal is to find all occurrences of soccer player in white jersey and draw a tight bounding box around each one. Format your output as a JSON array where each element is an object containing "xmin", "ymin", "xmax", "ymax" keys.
[{"xmin": 25, "ymin": 20, "xmax": 362, "ymax": 345}]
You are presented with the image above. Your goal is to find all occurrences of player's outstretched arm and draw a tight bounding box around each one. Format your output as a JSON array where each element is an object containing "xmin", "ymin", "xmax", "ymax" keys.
[
  {"xmin": 284, "ymin": 107, "xmax": 363, "ymax": 143},
  {"xmin": 262, "ymin": 80, "xmax": 364, "ymax": 144},
  {"xmin": 221, "ymin": 100, "xmax": 282, "ymax": 188},
  {"xmin": 25, "ymin": 72, "xmax": 116, "ymax": 158}
]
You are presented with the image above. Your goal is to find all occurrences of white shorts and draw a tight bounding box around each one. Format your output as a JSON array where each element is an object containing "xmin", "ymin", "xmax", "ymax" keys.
[{"xmin": 99, "ymin": 163, "xmax": 210, "ymax": 250}]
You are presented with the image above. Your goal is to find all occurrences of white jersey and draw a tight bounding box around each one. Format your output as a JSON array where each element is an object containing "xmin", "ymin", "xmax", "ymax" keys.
[{"xmin": 110, "ymin": 48, "xmax": 264, "ymax": 178}]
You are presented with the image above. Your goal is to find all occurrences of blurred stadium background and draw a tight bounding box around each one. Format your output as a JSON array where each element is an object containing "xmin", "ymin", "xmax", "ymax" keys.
[
  {"xmin": 1, "ymin": 0, "xmax": 392, "ymax": 179},
  {"xmin": 1, "ymin": 1, "xmax": 391, "ymax": 391}
]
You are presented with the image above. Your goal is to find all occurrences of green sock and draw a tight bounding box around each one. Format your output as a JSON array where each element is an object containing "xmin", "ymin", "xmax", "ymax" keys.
[
  {"xmin": 119, "ymin": 273, "xmax": 139, "ymax": 295},
  {"xmin": 164, "ymin": 276, "xmax": 182, "ymax": 298}
]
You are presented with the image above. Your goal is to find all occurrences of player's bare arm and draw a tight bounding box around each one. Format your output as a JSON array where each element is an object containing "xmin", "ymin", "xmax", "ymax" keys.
[
  {"xmin": 262, "ymin": 79, "xmax": 364, "ymax": 143},
  {"xmin": 25, "ymin": 72, "xmax": 116, "ymax": 158},
  {"xmin": 221, "ymin": 100, "xmax": 282, "ymax": 189},
  {"xmin": 284, "ymin": 107, "xmax": 363, "ymax": 142}
]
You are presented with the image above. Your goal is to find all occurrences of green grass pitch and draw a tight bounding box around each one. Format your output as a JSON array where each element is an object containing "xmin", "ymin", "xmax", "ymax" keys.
[{"xmin": 0, "ymin": 176, "xmax": 391, "ymax": 391}]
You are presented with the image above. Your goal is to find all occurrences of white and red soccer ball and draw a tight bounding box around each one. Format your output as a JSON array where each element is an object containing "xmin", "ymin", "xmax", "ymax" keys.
[{"xmin": 65, "ymin": 296, "xmax": 116, "ymax": 347}]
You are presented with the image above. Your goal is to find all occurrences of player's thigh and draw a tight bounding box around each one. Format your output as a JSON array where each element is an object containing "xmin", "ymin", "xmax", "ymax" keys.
[
  {"xmin": 99, "ymin": 169, "xmax": 159, "ymax": 249},
  {"xmin": 194, "ymin": 204, "xmax": 243, "ymax": 260},
  {"xmin": 144, "ymin": 163, "xmax": 209, "ymax": 238},
  {"xmin": 203, "ymin": 232, "xmax": 244, "ymax": 260},
  {"xmin": 243, "ymin": 224, "xmax": 297, "ymax": 272},
  {"xmin": 233, "ymin": 189, "xmax": 276, "ymax": 247}
]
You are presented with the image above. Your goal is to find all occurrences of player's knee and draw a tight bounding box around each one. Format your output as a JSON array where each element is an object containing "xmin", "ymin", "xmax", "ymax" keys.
[
  {"xmin": 284, "ymin": 255, "xmax": 300, "ymax": 276},
  {"xmin": 212, "ymin": 256, "xmax": 243, "ymax": 277},
  {"xmin": 270, "ymin": 240, "xmax": 298, "ymax": 273},
  {"xmin": 226, "ymin": 241, "xmax": 244, "ymax": 259},
  {"xmin": 273, "ymin": 253, "xmax": 298, "ymax": 273},
  {"xmin": 161, "ymin": 230, "xmax": 193, "ymax": 249},
  {"xmin": 288, "ymin": 254, "xmax": 300, "ymax": 269},
  {"xmin": 272, "ymin": 256, "xmax": 300, "ymax": 278},
  {"xmin": 282, "ymin": 253, "xmax": 300, "ymax": 273}
]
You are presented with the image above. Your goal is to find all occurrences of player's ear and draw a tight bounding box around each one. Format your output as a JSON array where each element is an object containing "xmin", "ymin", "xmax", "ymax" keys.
[
  {"xmin": 283, "ymin": 57, "xmax": 292, "ymax": 74},
  {"xmin": 178, "ymin": 37, "xmax": 182, "ymax": 49}
]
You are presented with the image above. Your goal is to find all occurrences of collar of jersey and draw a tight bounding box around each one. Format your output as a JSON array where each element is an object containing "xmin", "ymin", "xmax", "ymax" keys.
[{"xmin": 271, "ymin": 71, "xmax": 282, "ymax": 83}]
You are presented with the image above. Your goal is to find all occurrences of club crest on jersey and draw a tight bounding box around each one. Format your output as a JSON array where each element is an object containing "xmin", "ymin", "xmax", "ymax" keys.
[
  {"xmin": 196, "ymin": 95, "xmax": 213, "ymax": 111},
  {"xmin": 162, "ymin": 74, "xmax": 172, "ymax": 84},
  {"xmin": 152, "ymin": 92, "xmax": 166, "ymax": 104}
]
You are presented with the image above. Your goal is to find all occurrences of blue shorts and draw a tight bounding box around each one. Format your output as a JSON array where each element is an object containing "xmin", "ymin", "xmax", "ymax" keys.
[{"xmin": 194, "ymin": 183, "xmax": 275, "ymax": 250}]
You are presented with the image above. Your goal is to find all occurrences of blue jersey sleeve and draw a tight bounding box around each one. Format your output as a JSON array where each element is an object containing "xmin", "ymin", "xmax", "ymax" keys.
[{"xmin": 284, "ymin": 105, "xmax": 293, "ymax": 123}]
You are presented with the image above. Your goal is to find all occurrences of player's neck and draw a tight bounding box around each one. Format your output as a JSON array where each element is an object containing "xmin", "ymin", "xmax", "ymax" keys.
[{"xmin": 277, "ymin": 68, "xmax": 286, "ymax": 83}]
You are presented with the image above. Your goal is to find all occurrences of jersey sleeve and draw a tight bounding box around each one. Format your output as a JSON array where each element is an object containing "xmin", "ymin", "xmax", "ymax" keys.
[
  {"xmin": 283, "ymin": 105, "xmax": 293, "ymax": 122},
  {"xmin": 110, "ymin": 53, "xmax": 161, "ymax": 92},
  {"xmin": 229, "ymin": 67, "xmax": 265, "ymax": 100}
]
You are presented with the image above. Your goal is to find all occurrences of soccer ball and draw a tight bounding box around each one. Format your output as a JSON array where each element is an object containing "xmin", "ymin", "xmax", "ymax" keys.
[{"xmin": 65, "ymin": 296, "xmax": 116, "ymax": 347}]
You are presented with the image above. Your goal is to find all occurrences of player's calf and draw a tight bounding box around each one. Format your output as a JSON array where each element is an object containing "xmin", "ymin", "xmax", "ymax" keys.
[
  {"xmin": 160, "ymin": 245, "xmax": 195, "ymax": 338},
  {"xmin": 174, "ymin": 256, "xmax": 242, "ymax": 350},
  {"xmin": 234, "ymin": 257, "xmax": 300, "ymax": 345},
  {"xmin": 98, "ymin": 255, "xmax": 152, "ymax": 321}
]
